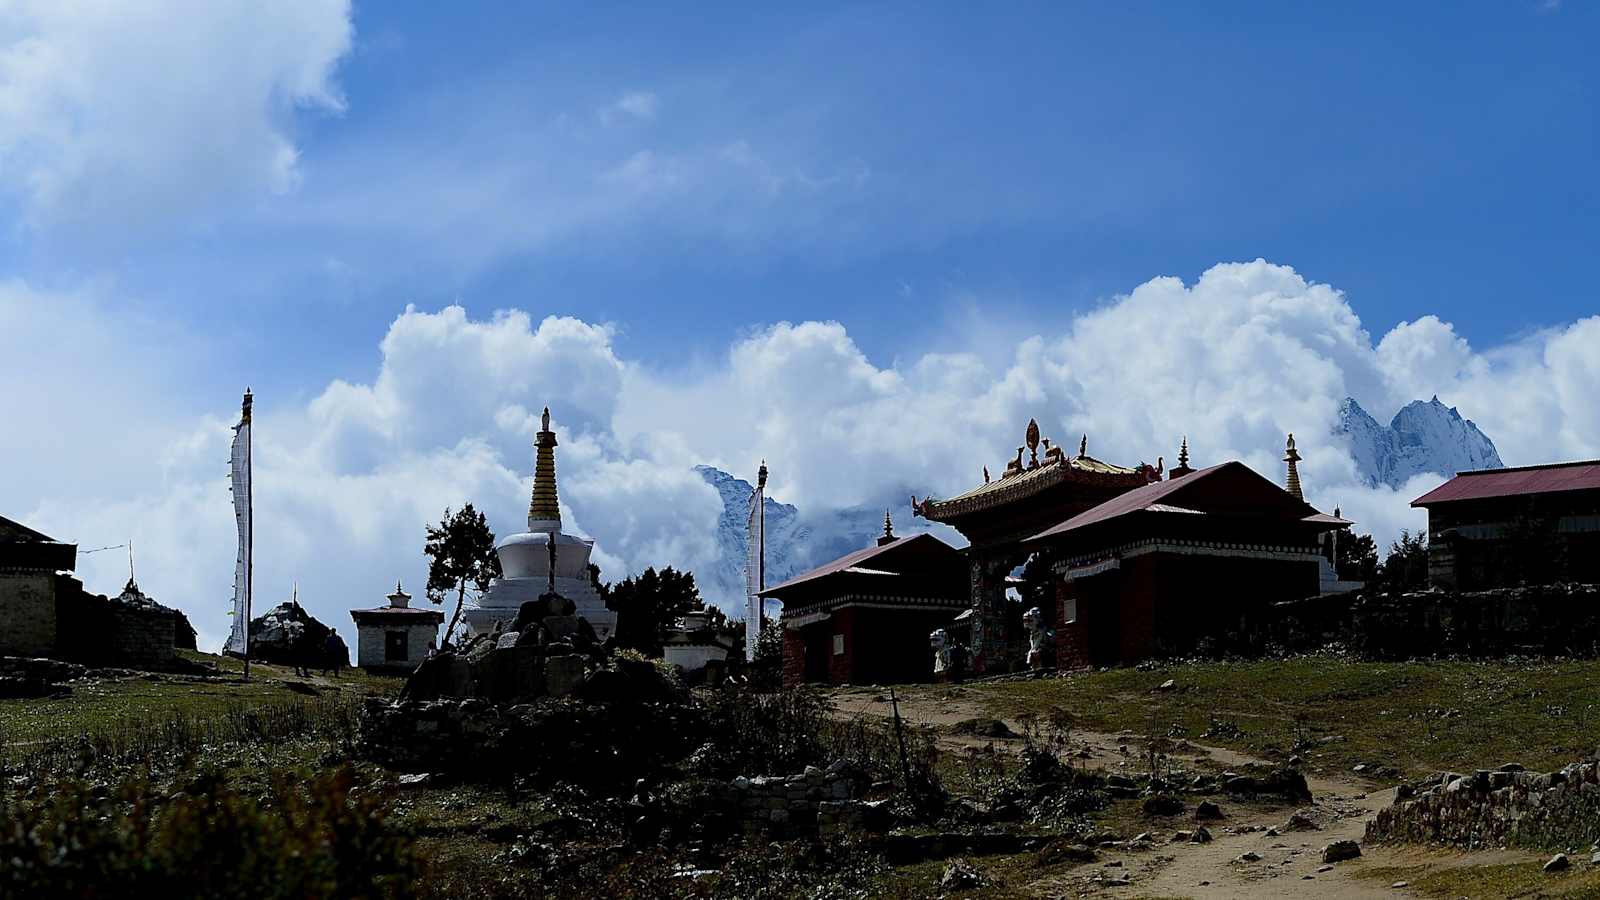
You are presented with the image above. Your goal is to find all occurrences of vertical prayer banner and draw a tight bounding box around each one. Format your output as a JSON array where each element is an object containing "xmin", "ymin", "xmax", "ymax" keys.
[
  {"xmin": 225, "ymin": 391, "xmax": 252, "ymax": 656},
  {"xmin": 744, "ymin": 480, "xmax": 762, "ymax": 660}
]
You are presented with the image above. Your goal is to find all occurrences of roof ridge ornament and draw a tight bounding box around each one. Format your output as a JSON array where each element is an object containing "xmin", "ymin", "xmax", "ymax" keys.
[
  {"xmin": 1079, "ymin": 434, "xmax": 1087, "ymax": 459},
  {"xmin": 878, "ymin": 508, "xmax": 896, "ymax": 545},
  {"xmin": 1026, "ymin": 418, "xmax": 1040, "ymax": 468},
  {"xmin": 1284, "ymin": 433, "xmax": 1304, "ymax": 500}
]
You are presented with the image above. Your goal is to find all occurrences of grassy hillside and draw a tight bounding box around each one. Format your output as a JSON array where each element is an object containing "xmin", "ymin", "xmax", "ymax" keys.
[{"xmin": 947, "ymin": 654, "xmax": 1600, "ymax": 779}]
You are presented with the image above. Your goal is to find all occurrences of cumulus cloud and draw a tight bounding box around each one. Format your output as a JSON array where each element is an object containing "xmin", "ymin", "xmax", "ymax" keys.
[
  {"xmin": 0, "ymin": 0, "xmax": 353, "ymax": 234},
  {"xmin": 11, "ymin": 261, "xmax": 1600, "ymax": 656}
]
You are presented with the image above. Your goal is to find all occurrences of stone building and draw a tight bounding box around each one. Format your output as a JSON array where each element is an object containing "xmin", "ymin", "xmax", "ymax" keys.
[
  {"xmin": 1025, "ymin": 458, "xmax": 1349, "ymax": 668},
  {"xmin": 1, "ymin": 515, "xmax": 180, "ymax": 667},
  {"xmin": 661, "ymin": 609, "xmax": 737, "ymax": 676},
  {"xmin": 0, "ymin": 515, "xmax": 77, "ymax": 658},
  {"xmin": 1412, "ymin": 459, "xmax": 1600, "ymax": 589},
  {"xmin": 912, "ymin": 420, "xmax": 1157, "ymax": 673},
  {"xmin": 351, "ymin": 582, "xmax": 442, "ymax": 672},
  {"xmin": 765, "ymin": 514, "xmax": 968, "ymax": 686}
]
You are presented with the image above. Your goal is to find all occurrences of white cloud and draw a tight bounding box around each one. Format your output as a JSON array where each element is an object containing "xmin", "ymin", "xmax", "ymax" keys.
[
  {"xmin": 0, "ymin": 0, "xmax": 353, "ymax": 234},
  {"xmin": 606, "ymin": 90, "xmax": 658, "ymax": 122},
  {"xmin": 10, "ymin": 261, "xmax": 1600, "ymax": 657}
]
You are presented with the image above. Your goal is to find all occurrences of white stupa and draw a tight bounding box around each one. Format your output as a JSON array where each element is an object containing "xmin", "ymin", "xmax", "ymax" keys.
[{"xmin": 463, "ymin": 407, "xmax": 616, "ymax": 640}]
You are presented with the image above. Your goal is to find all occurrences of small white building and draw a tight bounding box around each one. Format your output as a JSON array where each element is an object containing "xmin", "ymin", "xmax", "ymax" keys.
[
  {"xmin": 351, "ymin": 582, "xmax": 442, "ymax": 672},
  {"xmin": 662, "ymin": 610, "xmax": 736, "ymax": 675}
]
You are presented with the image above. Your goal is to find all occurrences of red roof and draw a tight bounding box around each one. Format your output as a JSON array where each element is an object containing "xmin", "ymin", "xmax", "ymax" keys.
[
  {"xmin": 758, "ymin": 533, "xmax": 955, "ymax": 597},
  {"xmin": 1026, "ymin": 461, "xmax": 1343, "ymax": 543},
  {"xmin": 1411, "ymin": 460, "xmax": 1600, "ymax": 507}
]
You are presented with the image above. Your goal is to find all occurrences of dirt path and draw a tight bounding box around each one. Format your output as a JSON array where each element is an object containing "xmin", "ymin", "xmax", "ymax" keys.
[{"xmin": 828, "ymin": 686, "xmax": 1539, "ymax": 899}]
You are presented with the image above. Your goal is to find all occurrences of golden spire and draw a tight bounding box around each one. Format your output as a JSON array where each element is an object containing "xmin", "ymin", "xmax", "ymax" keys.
[
  {"xmin": 878, "ymin": 508, "xmax": 896, "ymax": 545},
  {"xmin": 1178, "ymin": 436, "xmax": 1189, "ymax": 469},
  {"xmin": 1078, "ymin": 434, "xmax": 1087, "ymax": 459},
  {"xmin": 529, "ymin": 406, "xmax": 561, "ymax": 529},
  {"xmin": 1284, "ymin": 433, "xmax": 1303, "ymax": 500}
]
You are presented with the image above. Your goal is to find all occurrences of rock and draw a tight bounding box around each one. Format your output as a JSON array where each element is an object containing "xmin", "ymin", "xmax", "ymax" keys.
[
  {"xmin": 1391, "ymin": 882, "xmax": 1409, "ymax": 889},
  {"xmin": 951, "ymin": 717, "xmax": 1015, "ymax": 738},
  {"xmin": 544, "ymin": 654, "xmax": 586, "ymax": 698},
  {"xmin": 1142, "ymin": 795, "xmax": 1185, "ymax": 817},
  {"xmin": 940, "ymin": 859, "xmax": 983, "ymax": 889},
  {"xmin": 1236, "ymin": 851, "xmax": 1262, "ymax": 863},
  {"xmin": 1035, "ymin": 840, "xmax": 1098, "ymax": 866},
  {"xmin": 246, "ymin": 601, "xmax": 349, "ymax": 669},
  {"xmin": 1544, "ymin": 854, "xmax": 1570, "ymax": 873},
  {"xmin": 1591, "ymin": 851, "xmax": 1600, "ymax": 866},
  {"xmin": 1156, "ymin": 679, "xmax": 1176, "ymax": 691},
  {"xmin": 1283, "ymin": 812, "xmax": 1321, "ymax": 832},
  {"xmin": 1321, "ymin": 840, "xmax": 1361, "ymax": 863},
  {"xmin": 397, "ymin": 773, "xmax": 432, "ymax": 787},
  {"xmin": 1189, "ymin": 827, "xmax": 1213, "ymax": 844},
  {"xmin": 1195, "ymin": 800, "xmax": 1224, "ymax": 821}
]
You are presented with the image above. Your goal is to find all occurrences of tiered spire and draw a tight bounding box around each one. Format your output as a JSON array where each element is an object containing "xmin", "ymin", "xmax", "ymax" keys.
[
  {"xmin": 878, "ymin": 509, "xmax": 897, "ymax": 546},
  {"xmin": 1284, "ymin": 433, "xmax": 1303, "ymax": 500},
  {"xmin": 529, "ymin": 407, "xmax": 562, "ymax": 529},
  {"xmin": 1169, "ymin": 436, "xmax": 1195, "ymax": 479}
]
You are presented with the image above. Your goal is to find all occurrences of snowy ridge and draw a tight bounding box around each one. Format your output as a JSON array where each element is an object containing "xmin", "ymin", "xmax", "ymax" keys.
[
  {"xmin": 693, "ymin": 466, "xmax": 946, "ymax": 613},
  {"xmin": 1336, "ymin": 396, "xmax": 1504, "ymax": 489}
]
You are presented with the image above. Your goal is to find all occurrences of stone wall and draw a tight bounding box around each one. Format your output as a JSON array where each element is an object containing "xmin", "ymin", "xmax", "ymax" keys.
[
  {"xmin": 718, "ymin": 760, "xmax": 876, "ymax": 836},
  {"xmin": 1366, "ymin": 762, "xmax": 1600, "ymax": 851},
  {"xmin": 58, "ymin": 589, "xmax": 176, "ymax": 668},
  {"xmin": 0, "ymin": 573, "xmax": 58, "ymax": 657}
]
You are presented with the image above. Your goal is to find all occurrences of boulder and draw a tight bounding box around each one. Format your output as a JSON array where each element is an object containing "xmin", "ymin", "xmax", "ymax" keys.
[
  {"xmin": 1195, "ymin": 800, "xmax": 1225, "ymax": 821},
  {"xmin": 245, "ymin": 601, "xmax": 349, "ymax": 669},
  {"xmin": 545, "ymin": 654, "xmax": 586, "ymax": 698},
  {"xmin": 1544, "ymin": 854, "xmax": 1570, "ymax": 873},
  {"xmin": 1321, "ymin": 840, "xmax": 1361, "ymax": 863}
]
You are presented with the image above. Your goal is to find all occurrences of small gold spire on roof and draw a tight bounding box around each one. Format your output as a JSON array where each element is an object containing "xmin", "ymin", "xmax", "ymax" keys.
[
  {"xmin": 1078, "ymin": 434, "xmax": 1087, "ymax": 459},
  {"xmin": 878, "ymin": 508, "xmax": 897, "ymax": 546},
  {"xmin": 1284, "ymin": 433, "xmax": 1303, "ymax": 500},
  {"xmin": 1178, "ymin": 436, "xmax": 1189, "ymax": 468},
  {"xmin": 982, "ymin": 465, "xmax": 990, "ymax": 483},
  {"xmin": 1026, "ymin": 418, "xmax": 1040, "ymax": 467}
]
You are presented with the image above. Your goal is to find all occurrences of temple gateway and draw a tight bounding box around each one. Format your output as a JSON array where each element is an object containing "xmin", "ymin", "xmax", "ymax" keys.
[{"xmin": 912, "ymin": 421, "xmax": 1161, "ymax": 673}]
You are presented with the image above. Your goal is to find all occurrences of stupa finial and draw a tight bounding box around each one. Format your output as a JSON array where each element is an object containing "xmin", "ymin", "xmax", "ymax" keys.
[
  {"xmin": 1078, "ymin": 434, "xmax": 1087, "ymax": 459},
  {"xmin": 529, "ymin": 406, "xmax": 561, "ymax": 529},
  {"xmin": 1284, "ymin": 433, "xmax": 1303, "ymax": 500}
]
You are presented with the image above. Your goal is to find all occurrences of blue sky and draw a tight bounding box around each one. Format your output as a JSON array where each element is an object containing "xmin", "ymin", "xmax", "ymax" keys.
[
  {"xmin": 6, "ymin": 2, "xmax": 1596, "ymax": 385},
  {"xmin": 3, "ymin": 2, "xmax": 1597, "ymax": 648}
]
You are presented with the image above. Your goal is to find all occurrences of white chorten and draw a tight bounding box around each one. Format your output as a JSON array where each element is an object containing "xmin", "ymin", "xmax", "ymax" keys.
[{"xmin": 463, "ymin": 408, "xmax": 616, "ymax": 640}]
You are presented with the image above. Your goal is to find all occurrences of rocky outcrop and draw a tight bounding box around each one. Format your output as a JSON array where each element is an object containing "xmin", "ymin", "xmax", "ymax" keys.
[
  {"xmin": 247, "ymin": 601, "xmax": 348, "ymax": 668},
  {"xmin": 1366, "ymin": 761, "xmax": 1600, "ymax": 851}
]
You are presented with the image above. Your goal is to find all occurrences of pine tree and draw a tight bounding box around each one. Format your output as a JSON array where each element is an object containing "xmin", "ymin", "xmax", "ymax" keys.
[{"xmin": 423, "ymin": 504, "xmax": 503, "ymax": 646}]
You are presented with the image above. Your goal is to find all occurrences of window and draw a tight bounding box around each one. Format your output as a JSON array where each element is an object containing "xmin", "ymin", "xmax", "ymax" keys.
[
  {"xmin": 1061, "ymin": 596, "xmax": 1078, "ymax": 625},
  {"xmin": 832, "ymin": 634, "xmax": 845, "ymax": 656},
  {"xmin": 385, "ymin": 630, "xmax": 408, "ymax": 662}
]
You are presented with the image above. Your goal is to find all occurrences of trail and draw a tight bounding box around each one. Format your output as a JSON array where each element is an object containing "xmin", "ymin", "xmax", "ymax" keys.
[{"xmin": 828, "ymin": 685, "xmax": 1539, "ymax": 899}]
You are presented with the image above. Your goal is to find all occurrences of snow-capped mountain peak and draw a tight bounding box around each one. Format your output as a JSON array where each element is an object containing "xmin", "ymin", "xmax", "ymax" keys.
[{"xmin": 1336, "ymin": 396, "xmax": 1503, "ymax": 489}]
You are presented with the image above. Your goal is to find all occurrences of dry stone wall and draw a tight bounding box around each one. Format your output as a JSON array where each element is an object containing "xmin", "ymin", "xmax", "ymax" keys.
[
  {"xmin": 719, "ymin": 760, "xmax": 876, "ymax": 835},
  {"xmin": 1366, "ymin": 761, "xmax": 1600, "ymax": 851}
]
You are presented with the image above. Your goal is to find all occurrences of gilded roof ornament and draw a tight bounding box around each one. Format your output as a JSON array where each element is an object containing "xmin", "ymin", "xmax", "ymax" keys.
[
  {"xmin": 1283, "ymin": 433, "xmax": 1304, "ymax": 500},
  {"xmin": 1025, "ymin": 419, "xmax": 1040, "ymax": 467},
  {"xmin": 1078, "ymin": 434, "xmax": 1087, "ymax": 459}
]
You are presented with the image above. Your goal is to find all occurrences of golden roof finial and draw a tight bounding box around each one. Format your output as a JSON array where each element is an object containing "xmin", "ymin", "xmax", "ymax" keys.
[
  {"xmin": 982, "ymin": 465, "xmax": 990, "ymax": 484},
  {"xmin": 1178, "ymin": 436, "xmax": 1189, "ymax": 469},
  {"xmin": 1284, "ymin": 433, "xmax": 1303, "ymax": 500},
  {"xmin": 1078, "ymin": 434, "xmax": 1087, "ymax": 459},
  {"xmin": 1025, "ymin": 418, "xmax": 1040, "ymax": 467}
]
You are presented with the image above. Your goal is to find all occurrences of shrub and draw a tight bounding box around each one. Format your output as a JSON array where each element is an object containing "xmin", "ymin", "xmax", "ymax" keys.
[{"xmin": 0, "ymin": 765, "xmax": 419, "ymax": 900}]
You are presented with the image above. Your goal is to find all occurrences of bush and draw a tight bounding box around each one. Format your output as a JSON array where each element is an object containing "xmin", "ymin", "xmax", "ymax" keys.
[
  {"xmin": 693, "ymin": 687, "xmax": 828, "ymax": 777},
  {"xmin": 0, "ymin": 765, "xmax": 419, "ymax": 900}
]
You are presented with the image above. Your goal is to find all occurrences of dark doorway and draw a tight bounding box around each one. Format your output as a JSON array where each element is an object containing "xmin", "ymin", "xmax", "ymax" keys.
[{"xmin": 385, "ymin": 630, "xmax": 408, "ymax": 662}]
